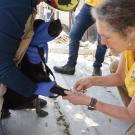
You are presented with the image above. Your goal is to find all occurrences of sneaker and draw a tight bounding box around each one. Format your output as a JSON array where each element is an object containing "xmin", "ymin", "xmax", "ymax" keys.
[
  {"xmin": 53, "ymin": 64, "xmax": 75, "ymax": 75},
  {"xmin": 92, "ymin": 67, "xmax": 102, "ymax": 76}
]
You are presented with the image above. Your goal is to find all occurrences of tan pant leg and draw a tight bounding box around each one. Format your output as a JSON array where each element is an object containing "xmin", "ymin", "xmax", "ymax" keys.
[{"xmin": 125, "ymin": 122, "xmax": 135, "ymax": 135}]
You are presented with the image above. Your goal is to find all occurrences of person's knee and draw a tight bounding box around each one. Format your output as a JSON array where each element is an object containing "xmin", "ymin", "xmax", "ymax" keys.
[
  {"xmin": 69, "ymin": 19, "xmax": 82, "ymax": 40},
  {"xmin": 109, "ymin": 60, "xmax": 119, "ymax": 73},
  {"xmin": 69, "ymin": 27, "xmax": 80, "ymax": 40}
]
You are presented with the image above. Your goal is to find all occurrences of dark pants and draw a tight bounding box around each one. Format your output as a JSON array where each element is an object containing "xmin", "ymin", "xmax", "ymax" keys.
[
  {"xmin": 67, "ymin": 4, "xmax": 107, "ymax": 68},
  {"xmin": 93, "ymin": 35, "xmax": 107, "ymax": 68}
]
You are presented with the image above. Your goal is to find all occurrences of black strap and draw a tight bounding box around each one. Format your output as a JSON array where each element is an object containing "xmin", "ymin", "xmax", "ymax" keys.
[{"xmin": 37, "ymin": 47, "xmax": 55, "ymax": 80}]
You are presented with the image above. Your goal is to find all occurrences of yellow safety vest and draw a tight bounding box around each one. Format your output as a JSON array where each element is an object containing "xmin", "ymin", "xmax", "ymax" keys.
[
  {"xmin": 124, "ymin": 50, "xmax": 135, "ymax": 97},
  {"xmin": 85, "ymin": 0, "xmax": 102, "ymax": 7}
]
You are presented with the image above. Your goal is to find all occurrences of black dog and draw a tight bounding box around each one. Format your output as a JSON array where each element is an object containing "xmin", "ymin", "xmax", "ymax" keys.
[{"xmin": 2, "ymin": 19, "xmax": 68, "ymax": 116}]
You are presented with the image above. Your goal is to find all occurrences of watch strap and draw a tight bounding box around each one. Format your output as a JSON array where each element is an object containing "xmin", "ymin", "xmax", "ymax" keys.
[{"xmin": 88, "ymin": 97, "xmax": 97, "ymax": 111}]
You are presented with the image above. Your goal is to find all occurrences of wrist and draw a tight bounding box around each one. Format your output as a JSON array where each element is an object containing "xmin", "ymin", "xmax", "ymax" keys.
[{"xmin": 84, "ymin": 96, "xmax": 91, "ymax": 106}]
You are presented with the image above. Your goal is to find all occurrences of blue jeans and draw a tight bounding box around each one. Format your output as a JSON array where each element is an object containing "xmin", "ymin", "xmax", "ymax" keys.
[
  {"xmin": 0, "ymin": 120, "xmax": 4, "ymax": 135},
  {"xmin": 93, "ymin": 35, "xmax": 107, "ymax": 68},
  {"xmin": 67, "ymin": 4, "xmax": 107, "ymax": 68}
]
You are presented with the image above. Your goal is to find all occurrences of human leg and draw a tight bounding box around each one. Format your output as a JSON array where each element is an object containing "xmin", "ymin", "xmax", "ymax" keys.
[
  {"xmin": 67, "ymin": 4, "xmax": 94, "ymax": 66},
  {"xmin": 92, "ymin": 35, "xmax": 107, "ymax": 76},
  {"xmin": 54, "ymin": 4, "xmax": 94, "ymax": 74}
]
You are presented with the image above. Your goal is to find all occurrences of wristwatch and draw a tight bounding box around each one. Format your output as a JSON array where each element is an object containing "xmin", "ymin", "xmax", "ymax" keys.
[{"xmin": 88, "ymin": 97, "xmax": 97, "ymax": 111}]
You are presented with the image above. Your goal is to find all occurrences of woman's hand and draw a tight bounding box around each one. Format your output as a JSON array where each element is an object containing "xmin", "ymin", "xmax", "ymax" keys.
[
  {"xmin": 73, "ymin": 77, "xmax": 93, "ymax": 93},
  {"xmin": 63, "ymin": 91, "xmax": 91, "ymax": 106}
]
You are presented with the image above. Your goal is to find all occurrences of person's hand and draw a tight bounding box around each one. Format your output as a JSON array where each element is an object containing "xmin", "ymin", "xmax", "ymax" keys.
[
  {"xmin": 73, "ymin": 77, "xmax": 93, "ymax": 93},
  {"xmin": 63, "ymin": 91, "xmax": 91, "ymax": 106}
]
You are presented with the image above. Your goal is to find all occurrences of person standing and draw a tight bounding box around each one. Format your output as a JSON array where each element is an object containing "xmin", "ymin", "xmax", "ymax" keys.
[{"xmin": 53, "ymin": 0, "xmax": 107, "ymax": 76}]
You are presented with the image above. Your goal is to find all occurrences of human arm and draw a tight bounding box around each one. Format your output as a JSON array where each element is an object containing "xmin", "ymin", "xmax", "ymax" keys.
[
  {"xmin": 96, "ymin": 95, "xmax": 135, "ymax": 121},
  {"xmin": 64, "ymin": 92, "xmax": 135, "ymax": 121},
  {"xmin": 0, "ymin": 1, "xmax": 37, "ymax": 97},
  {"xmin": 74, "ymin": 54, "xmax": 126, "ymax": 92}
]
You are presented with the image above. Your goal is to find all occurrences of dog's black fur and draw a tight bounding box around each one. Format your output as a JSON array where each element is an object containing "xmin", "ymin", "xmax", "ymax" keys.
[{"xmin": 2, "ymin": 19, "xmax": 67, "ymax": 110}]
